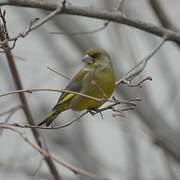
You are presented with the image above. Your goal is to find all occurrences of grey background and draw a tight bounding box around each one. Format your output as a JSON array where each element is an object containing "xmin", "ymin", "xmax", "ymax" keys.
[{"xmin": 0, "ymin": 0, "xmax": 180, "ymax": 179}]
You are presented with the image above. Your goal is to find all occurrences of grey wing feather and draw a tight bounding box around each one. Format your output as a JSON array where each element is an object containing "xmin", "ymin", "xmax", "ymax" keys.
[{"xmin": 57, "ymin": 80, "xmax": 83, "ymax": 103}]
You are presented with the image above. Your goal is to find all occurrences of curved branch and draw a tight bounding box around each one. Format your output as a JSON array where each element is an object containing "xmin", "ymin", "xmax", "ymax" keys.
[
  {"xmin": 0, "ymin": 88, "xmax": 103, "ymax": 103},
  {"xmin": 0, "ymin": 12, "xmax": 61, "ymax": 179},
  {"xmin": 0, "ymin": 124, "xmax": 109, "ymax": 180},
  {"xmin": 1, "ymin": 0, "xmax": 180, "ymax": 43}
]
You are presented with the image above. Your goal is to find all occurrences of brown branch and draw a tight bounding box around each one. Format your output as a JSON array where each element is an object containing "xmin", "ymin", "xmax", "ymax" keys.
[
  {"xmin": 26, "ymin": 2, "xmax": 64, "ymax": 32},
  {"xmin": 0, "ymin": 110, "xmax": 89, "ymax": 130},
  {"xmin": 149, "ymin": 0, "xmax": 178, "ymax": 31},
  {"xmin": 0, "ymin": 88, "xmax": 104, "ymax": 103},
  {"xmin": 47, "ymin": 66, "xmax": 71, "ymax": 81},
  {"xmin": 49, "ymin": 21, "xmax": 109, "ymax": 36},
  {"xmin": 0, "ymin": 105, "xmax": 22, "ymax": 117},
  {"xmin": 91, "ymin": 80, "xmax": 109, "ymax": 100},
  {"xmin": 0, "ymin": 105, "xmax": 22, "ymax": 136},
  {"xmin": 49, "ymin": 0, "xmax": 124, "ymax": 36},
  {"xmin": 130, "ymin": 76, "xmax": 152, "ymax": 87},
  {"xmin": 121, "ymin": 76, "xmax": 152, "ymax": 88},
  {"xmin": 0, "ymin": 11, "xmax": 61, "ymax": 180},
  {"xmin": 0, "ymin": 124, "xmax": 109, "ymax": 180},
  {"xmin": 32, "ymin": 157, "xmax": 44, "ymax": 180},
  {"xmin": 0, "ymin": 1, "xmax": 65, "ymax": 49},
  {"xmin": 1, "ymin": 0, "xmax": 180, "ymax": 44},
  {"xmin": 0, "ymin": 98, "xmax": 140, "ymax": 130},
  {"xmin": 115, "ymin": 0, "xmax": 126, "ymax": 12},
  {"xmin": 149, "ymin": 0, "xmax": 180, "ymax": 53},
  {"xmin": 116, "ymin": 37, "xmax": 166, "ymax": 86}
]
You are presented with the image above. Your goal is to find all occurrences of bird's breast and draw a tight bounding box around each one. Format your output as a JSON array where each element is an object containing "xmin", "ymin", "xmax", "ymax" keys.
[
  {"xmin": 70, "ymin": 65, "xmax": 115, "ymax": 111},
  {"xmin": 95, "ymin": 66, "xmax": 115, "ymax": 98}
]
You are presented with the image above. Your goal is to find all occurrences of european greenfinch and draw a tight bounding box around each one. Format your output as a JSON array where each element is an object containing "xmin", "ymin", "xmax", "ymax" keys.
[{"xmin": 38, "ymin": 48, "xmax": 116, "ymax": 126}]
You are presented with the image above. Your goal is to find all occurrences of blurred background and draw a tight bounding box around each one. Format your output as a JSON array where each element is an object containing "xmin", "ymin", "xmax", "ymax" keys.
[{"xmin": 0, "ymin": 0, "xmax": 180, "ymax": 179}]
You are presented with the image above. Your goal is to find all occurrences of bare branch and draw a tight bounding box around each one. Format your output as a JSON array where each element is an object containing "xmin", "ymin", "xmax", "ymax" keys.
[
  {"xmin": 0, "ymin": 124, "xmax": 109, "ymax": 180},
  {"xmin": 0, "ymin": 105, "xmax": 22, "ymax": 136},
  {"xmin": 0, "ymin": 11, "xmax": 62, "ymax": 180},
  {"xmin": 116, "ymin": 37, "xmax": 166, "ymax": 86},
  {"xmin": 121, "ymin": 76, "xmax": 152, "ymax": 88},
  {"xmin": 0, "ymin": 88, "xmax": 104, "ymax": 103},
  {"xmin": 0, "ymin": 105, "xmax": 22, "ymax": 117},
  {"xmin": 115, "ymin": 0, "xmax": 126, "ymax": 12},
  {"xmin": 0, "ymin": 1, "xmax": 65, "ymax": 49},
  {"xmin": 50, "ymin": 21, "xmax": 109, "ymax": 36},
  {"xmin": 32, "ymin": 157, "xmax": 44, "ymax": 180},
  {"xmin": 0, "ymin": 98, "xmax": 140, "ymax": 130},
  {"xmin": 50, "ymin": 0, "xmax": 124, "ymax": 36},
  {"xmin": 126, "ymin": 37, "xmax": 166, "ymax": 81},
  {"xmin": 1, "ymin": 0, "xmax": 180, "ymax": 43},
  {"xmin": 47, "ymin": 66, "xmax": 71, "ymax": 81},
  {"xmin": 27, "ymin": 2, "xmax": 65, "ymax": 32},
  {"xmin": 1, "ymin": 110, "xmax": 89, "ymax": 130},
  {"xmin": 49, "ymin": 0, "xmax": 124, "ymax": 36},
  {"xmin": 91, "ymin": 80, "xmax": 109, "ymax": 100},
  {"xmin": 149, "ymin": 0, "xmax": 178, "ymax": 31}
]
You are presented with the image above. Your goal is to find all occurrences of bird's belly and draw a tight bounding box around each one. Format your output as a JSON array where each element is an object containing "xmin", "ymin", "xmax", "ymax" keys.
[{"xmin": 70, "ymin": 70, "xmax": 115, "ymax": 111}]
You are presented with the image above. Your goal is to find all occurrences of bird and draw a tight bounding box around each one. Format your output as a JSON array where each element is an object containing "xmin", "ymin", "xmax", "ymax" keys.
[{"xmin": 38, "ymin": 48, "xmax": 116, "ymax": 126}]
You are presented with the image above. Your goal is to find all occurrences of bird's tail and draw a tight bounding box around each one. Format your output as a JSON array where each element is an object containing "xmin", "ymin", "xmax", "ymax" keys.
[{"xmin": 38, "ymin": 109, "xmax": 61, "ymax": 127}]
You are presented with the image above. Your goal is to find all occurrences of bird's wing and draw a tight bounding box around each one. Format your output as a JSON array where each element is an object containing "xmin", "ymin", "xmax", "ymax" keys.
[{"xmin": 56, "ymin": 69, "xmax": 88, "ymax": 105}]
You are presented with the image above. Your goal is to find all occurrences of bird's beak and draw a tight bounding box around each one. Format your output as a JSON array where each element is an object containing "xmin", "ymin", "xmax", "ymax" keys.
[{"xmin": 81, "ymin": 54, "xmax": 94, "ymax": 63}]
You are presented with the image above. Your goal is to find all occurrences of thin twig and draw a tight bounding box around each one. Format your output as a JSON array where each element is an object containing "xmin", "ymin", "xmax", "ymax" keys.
[
  {"xmin": 0, "ymin": 124, "xmax": 109, "ymax": 180},
  {"xmin": 91, "ymin": 80, "xmax": 108, "ymax": 100},
  {"xmin": 149, "ymin": 0, "xmax": 177, "ymax": 31},
  {"xmin": 28, "ymin": 3, "xmax": 65, "ymax": 32},
  {"xmin": 0, "ymin": 98, "xmax": 140, "ymax": 130},
  {"xmin": 0, "ymin": 88, "xmax": 104, "ymax": 103},
  {"xmin": 0, "ymin": 105, "xmax": 22, "ymax": 117},
  {"xmin": 130, "ymin": 76, "xmax": 152, "ymax": 87},
  {"xmin": 116, "ymin": 37, "xmax": 166, "ymax": 86},
  {"xmin": 47, "ymin": 66, "xmax": 70, "ymax": 80},
  {"xmin": 125, "ymin": 37, "xmax": 166, "ymax": 80},
  {"xmin": 50, "ymin": 22, "xmax": 109, "ymax": 36},
  {"xmin": 115, "ymin": 0, "xmax": 126, "ymax": 12},
  {"xmin": 0, "ymin": 105, "xmax": 22, "ymax": 136},
  {"xmin": 0, "ymin": 1, "xmax": 65, "ymax": 49},
  {"xmin": 161, "ymin": 150, "xmax": 178, "ymax": 180},
  {"xmin": 50, "ymin": 0, "xmax": 124, "ymax": 36},
  {"xmin": 121, "ymin": 76, "xmax": 152, "ymax": 88},
  {"xmin": 2, "ymin": 110, "xmax": 89, "ymax": 130},
  {"xmin": 0, "ymin": 88, "xmax": 142, "ymax": 111},
  {"xmin": 32, "ymin": 157, "xmax": 44, "ymax": 180},
  {"xmin": 2, "ymin": 1, "xmax": 180, "ymax": 43},
  {"xmin": 0, "ymin": 10, "xmax": 61, "ymax": 180}
]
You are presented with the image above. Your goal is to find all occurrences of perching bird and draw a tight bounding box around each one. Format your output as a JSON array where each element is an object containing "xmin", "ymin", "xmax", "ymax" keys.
[{"xmin": 38, "ymin": 48, "xmax": 116, "ymax": 126}]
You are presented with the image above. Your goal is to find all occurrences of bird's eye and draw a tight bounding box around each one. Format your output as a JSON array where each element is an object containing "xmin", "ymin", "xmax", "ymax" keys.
[{"xmin": 89, "ymin": 53, "xmax": 98, "ymax": 59}]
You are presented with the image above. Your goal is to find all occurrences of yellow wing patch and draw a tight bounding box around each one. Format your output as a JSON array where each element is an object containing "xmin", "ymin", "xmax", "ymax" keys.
[
  {"xmin": 48, "ymin": 110, "xmax": 56, "ymax": 117},
  {"xmin": 59, "ymin": 93, "xmax": 75, "ymax": 104}
]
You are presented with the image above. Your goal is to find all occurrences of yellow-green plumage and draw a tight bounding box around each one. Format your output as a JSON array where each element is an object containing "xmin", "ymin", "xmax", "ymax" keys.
[{"xmin": 38, "ymin": 48, "xmax": 116, "ymax": 126}]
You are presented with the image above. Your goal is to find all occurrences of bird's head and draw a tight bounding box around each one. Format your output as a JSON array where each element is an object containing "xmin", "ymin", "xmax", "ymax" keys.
[{"xmin": 81, "ymin": 48, "xmax": 111, "ymax": 67}]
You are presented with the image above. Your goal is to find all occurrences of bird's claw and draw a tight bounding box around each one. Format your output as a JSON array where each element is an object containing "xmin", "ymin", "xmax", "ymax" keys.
[
  {"xmin": 89, "ymin": 108, "xmax": 103, "ymax": 119},
  {"xmin": 89, "ymin": 108, "xmax": 99, "ymax": 116}
]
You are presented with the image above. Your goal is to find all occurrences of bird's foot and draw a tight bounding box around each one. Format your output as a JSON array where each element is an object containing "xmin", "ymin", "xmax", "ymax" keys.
[
  {"xmin": 89, "ymin": 108, "xmax": 99, "ymax": 115},
  {"xmin": 89, "ymin": 108, "xmax": 103, "ymax": 119}
]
